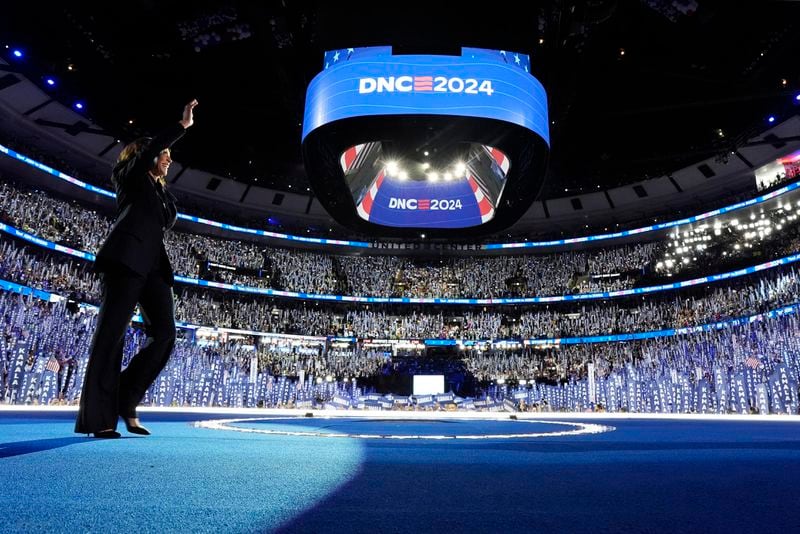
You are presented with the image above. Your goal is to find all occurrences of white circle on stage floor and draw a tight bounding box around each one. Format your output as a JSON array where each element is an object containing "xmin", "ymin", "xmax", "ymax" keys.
[{"xmin": 193, "ymin": 416, "xmax": 616, "ymax": 440}]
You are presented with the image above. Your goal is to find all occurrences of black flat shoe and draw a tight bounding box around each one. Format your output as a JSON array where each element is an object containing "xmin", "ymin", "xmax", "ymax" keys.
[
  {"xmin": 91, "ymin": 430, "xmax": 121, "ymax": 439},
  {"xmin": 123, "ymin": 418, "xmax": 151, "ymax": 436}
]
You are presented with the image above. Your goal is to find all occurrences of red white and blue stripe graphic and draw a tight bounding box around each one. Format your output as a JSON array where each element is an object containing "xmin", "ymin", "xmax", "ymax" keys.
[
  {"xmin": 467, "ymin": 175, "xmax": 495, "ymax": 223},
  {"xmin": 340, "ymin": 143, "xmax": 367, "ymax": 173},
  {"xmin": 413, "ymin": 76, "xmax": 433, "ymax": 91},
  {"xmin": 356, "ymin": 170, "xmax": 385, "ymax": 220},
  {"xmin": 486, "ymin": 145, "xmax": 510, "ymax": 176}
]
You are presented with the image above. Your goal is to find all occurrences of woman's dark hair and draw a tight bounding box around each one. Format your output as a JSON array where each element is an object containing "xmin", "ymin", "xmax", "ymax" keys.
[{"xmin": 117, "ymin": 137, "xmax": 152, "ymax": 163}]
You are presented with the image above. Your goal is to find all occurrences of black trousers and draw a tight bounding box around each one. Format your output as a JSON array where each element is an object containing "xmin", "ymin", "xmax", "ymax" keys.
[{"xmin": 75, "ymin": 267, "xmax": 175, "ymax": 433}]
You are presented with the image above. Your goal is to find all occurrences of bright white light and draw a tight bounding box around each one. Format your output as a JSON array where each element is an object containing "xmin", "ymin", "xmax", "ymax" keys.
[
  {"xmin": 413, "ymin": 375, "xmax": 444, "ymax": 395},
  {"xmin": 386, "ymin": 161, "xmax": 399, "ymax": 175},
  {"xmin": 422, "ymin": 162, "xmax": 430, "ymax": 170},
  {"xmin": 428, "ymin": 172, "xmax": 439, "ymax": 182},
  {"xmin": 444, "ymin": 172, "xmax": 453, "ymax": 181},
  {"xmin": 454, "ymin": 162, "xmax": 466, "ymax": 175},
  {"xmin": 398, "ymin": 171, "xmax": 409, "ymax": 181}
]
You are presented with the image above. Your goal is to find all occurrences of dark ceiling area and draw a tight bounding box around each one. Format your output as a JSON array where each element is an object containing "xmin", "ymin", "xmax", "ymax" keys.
[{"xmin": 1, "ymin": 0, "xmax": 798, "ymax": 199}]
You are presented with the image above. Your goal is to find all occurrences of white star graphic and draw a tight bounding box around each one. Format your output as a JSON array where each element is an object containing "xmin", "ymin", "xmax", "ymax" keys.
[
  {"xmin": 514, "ymin": 54, "xmax": 521, "ymax": 64},
  {"xmin": 325, "ymin": 62, "xmax": 329, "ymax": 69},
  {"xmin": 333, "ymin": 51, "xmax": 340, "ymax": 61},
  {"xmin": 347, "ymin": 48, "xmax": 355, "ymax": 54}
]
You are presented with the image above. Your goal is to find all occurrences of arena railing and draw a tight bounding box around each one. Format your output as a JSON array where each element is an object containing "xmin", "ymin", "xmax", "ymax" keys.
[{"xmin": 2, "ymin": 141, "xmax": 800, "ymax": 251}]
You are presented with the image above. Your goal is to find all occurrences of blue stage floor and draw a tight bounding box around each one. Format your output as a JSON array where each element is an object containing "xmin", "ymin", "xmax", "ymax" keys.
[{"xmin": 1, "ymin": 410, "xmax": 799, "ymax": 533}]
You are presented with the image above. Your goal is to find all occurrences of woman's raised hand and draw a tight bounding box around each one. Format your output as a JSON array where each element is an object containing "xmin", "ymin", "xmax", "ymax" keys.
[{"xmin": 179, "ymin": 99, "xmax": 199, "ymax": 129}]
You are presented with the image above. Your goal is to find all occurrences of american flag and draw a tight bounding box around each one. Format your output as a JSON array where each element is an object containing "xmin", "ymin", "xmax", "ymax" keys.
[
  {"xmin": 413, "ymin": 76, "xmax": 433, "ymax": 91},
  {"xmin": 45, "ymin": 357, "xmax": 60, "ymax": 374},
  {"xmin": 744, "ymin": 355, "xmax": 761, "ymax": 369}
]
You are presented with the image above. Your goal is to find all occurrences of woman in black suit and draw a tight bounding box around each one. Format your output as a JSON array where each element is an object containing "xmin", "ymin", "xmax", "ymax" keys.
[{"xmin": 75, "ymin": 99, "xmax": 198, "ymax": 438}]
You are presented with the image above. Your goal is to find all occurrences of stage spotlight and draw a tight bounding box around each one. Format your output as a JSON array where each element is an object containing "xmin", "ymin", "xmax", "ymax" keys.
[
  {"xmin": 74, "ymin": 102, "xmax": 84, "ymax": 110},
  {"xmin": 45, "ymin": 77, "xmax": 55, "ymax": 86},
  {"xmin": 12, "ymin": 49, "xmax": 22, "ymax": 58},
  {"xmin": 768, "ymin": 116, "xmax": 776, "ymax": 123}
]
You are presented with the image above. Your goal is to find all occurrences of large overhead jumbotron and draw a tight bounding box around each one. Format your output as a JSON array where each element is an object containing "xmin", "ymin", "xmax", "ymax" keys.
[{"xmin": 302, "ymin": 46, "xmax": 550, "ymax": 238}]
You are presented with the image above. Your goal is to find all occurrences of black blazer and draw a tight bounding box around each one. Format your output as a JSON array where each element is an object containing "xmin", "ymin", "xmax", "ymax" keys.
[{"xmin": 95, "ymin": 123, "xmax": 185, "ymax": 285}]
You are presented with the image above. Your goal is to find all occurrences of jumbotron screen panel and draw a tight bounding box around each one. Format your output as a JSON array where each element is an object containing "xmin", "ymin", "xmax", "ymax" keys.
[
  {"xmin": 341, "ymin": 141, "xmax": 508, "ymax": 228},
  {"xmin": 302, "ymin": 46, "xmax": 550, "ymax": 237},
  {"xmin": 413, "ymin": 375, "xmax": 445, "ymax": 396}
]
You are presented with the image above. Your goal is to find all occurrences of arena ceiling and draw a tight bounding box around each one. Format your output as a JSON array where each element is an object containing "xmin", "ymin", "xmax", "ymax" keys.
[{"xmin": 1, "ymin": 1, "xmax": 798, "ymax": 199}]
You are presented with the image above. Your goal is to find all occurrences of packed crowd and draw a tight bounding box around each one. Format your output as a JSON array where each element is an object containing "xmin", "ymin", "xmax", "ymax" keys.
[
  {"xmin": 0, "ymin": 241, "xmax": 101, "ymax": 298},
  {"xmin": 1, "ymin": 134, "xmax": 798, "ymax": 414},
  {"xmin": 2, "ymin": 233, "xmax": 800, "ymax": 340},
  {"xmin": 1, "ymin": 180, "xmax": 663, "ymax": 297},
  {"xmin": 6, "ymin": 178, "xmax": 800, "ymax": 301},
  {"xmin": 653, "ymin": 202, "xmax": 800, "ymax": 278},
  {"xmin": 1, "ymin": 288, "xmax": 798, "ymax": 413}
]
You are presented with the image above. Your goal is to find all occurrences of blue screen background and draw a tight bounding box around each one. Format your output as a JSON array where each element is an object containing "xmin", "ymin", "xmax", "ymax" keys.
[{"xmin": 302, "ymin": 46, "xmax": 549, "ymax": 145}]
